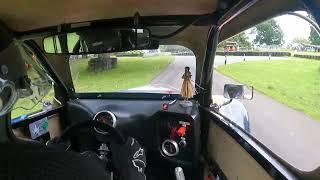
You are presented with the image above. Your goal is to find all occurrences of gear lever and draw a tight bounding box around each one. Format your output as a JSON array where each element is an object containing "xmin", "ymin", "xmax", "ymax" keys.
[{"xmin": 174, "ymin": 167, "xmax": 185, "ymax": 180}]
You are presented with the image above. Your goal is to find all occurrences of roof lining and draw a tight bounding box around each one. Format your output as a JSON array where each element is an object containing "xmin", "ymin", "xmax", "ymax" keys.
[{"xmin": 0, "ymin": 0, "xmax": 218, "ymax": 31}]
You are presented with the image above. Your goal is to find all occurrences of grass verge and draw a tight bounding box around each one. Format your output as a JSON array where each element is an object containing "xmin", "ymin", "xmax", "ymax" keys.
[
  {"xmin": 71, "ymin": 55, "xmax": 174, "ymax": 92},
  {"xmin": 217, "ymin": 58, "xmax": 320, "ymax": 120},
  {"xmin": 293, "ymin": 51, "xmax": 320, "ymax": 56}
]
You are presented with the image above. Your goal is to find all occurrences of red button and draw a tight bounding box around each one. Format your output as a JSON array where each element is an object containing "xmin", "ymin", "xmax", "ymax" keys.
[{"xmin": 177, "ymin": 127, "xmax": 186, "ymax": 137}]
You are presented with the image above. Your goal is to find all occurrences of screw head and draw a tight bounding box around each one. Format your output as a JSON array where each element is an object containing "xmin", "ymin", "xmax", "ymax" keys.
[{"xmin": 1, "ymin": 65, "xmax": 8, "ymax": 75}]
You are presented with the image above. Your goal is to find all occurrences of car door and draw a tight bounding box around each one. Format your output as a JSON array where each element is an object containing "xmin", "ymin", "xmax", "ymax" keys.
[
  {"xmin": 201, "ymin": 8, "xmax": 320, "ymax": 180},
  {"xmin": 201, "ymin": 107, "xmax": 289, "ymax": 179}
]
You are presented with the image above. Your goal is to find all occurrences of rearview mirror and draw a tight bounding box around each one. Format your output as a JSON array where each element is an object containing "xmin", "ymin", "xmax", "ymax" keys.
[
  {"xmin": 43, "ymin": 28, "xmax": 158, "ymax": 54},
  {"xmin": 223, "ymin": 84, "xmax": 253, "ymax": 100}
]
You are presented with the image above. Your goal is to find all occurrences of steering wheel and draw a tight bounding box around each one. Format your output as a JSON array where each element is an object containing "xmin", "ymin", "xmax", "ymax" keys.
[
  {"xmin": 51, "ymin": 120, "xmax": 146, "ymax": 180},
  {"xmin": 57, "ymin": 120, "xmax": 126, "ymax": 145}
]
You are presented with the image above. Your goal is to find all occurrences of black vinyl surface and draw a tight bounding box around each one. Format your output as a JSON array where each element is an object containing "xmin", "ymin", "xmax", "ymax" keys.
[
  {"xmin": 66, "ymin": 99, "xmax": 201, "ymax": 178},
  {"xmin": 0, "ymin": 141, "xmax": 108, "ymax": 180}
]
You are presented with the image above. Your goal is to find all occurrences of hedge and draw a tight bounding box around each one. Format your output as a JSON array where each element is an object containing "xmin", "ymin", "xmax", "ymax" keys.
[
  {"xmin": 216, "ymin": 51, "xmax": 291, "ymax": 57},
  {"xmin": 293, "ymin": 54, "xmax": 320, "ymax": 60}
]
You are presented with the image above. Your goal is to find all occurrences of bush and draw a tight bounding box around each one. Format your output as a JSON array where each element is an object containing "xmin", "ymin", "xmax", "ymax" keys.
[{"xmin": 117, "ymin": 50, "xmax": 144, "ymax": 57}]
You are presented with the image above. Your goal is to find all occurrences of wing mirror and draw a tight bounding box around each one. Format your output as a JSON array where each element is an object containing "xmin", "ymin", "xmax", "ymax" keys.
[{"xmin": 223, "ymin": 84, "xmax": 253, "ymax": 100}]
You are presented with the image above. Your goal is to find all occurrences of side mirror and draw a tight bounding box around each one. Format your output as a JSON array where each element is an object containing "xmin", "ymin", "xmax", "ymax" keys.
[{"xmin": 223, "ymin": 84, "xmax": 253, "ymax": 100}]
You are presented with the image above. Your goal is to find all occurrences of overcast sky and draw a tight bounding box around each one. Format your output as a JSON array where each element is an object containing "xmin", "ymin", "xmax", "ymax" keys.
[{"xmin": 246, "ymin": 11, "xmax": 313, "ymax": 46}]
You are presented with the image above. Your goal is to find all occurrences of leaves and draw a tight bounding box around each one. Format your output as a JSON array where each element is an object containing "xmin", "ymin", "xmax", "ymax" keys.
[
  {"xmin": 309, "ymin": 27, "xmax": 320, "ymax": 45},
  {"xmin": 291, "ymin": 37, "xmax": 310, "ymax": 45},
  {"xmin": 218, "ymin": 32, "xmax": 252, "ymax": 49},
  {"xmin": 253, "ymin": 19, "xmax": 284, "ymax": 46}
]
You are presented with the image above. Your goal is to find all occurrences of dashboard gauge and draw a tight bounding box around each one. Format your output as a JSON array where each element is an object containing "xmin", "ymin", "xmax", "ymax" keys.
[
  {"xmin": 93, "ymin": 111, "xmax": 117, "ymax": 134},
  {"xmin": 161, "ymin": 139, "xmax": 179, "ymax": 157}
]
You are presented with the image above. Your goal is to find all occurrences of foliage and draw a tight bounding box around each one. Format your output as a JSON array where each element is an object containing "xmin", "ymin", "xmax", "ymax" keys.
[
  {"xmin": 252, "ymin": 19, "xmax": 284, "ymax": 46},
  {"xmin": 70, "ymin": 56, "xmax": 174, "ymax": 92},
  {"xmin": 119, "ymin": 50, "xmax": 144, "ymax": 57},
  {"xmin": 309, "ymin": 27, "xmax": 320, "ymax": 45},
  {"xmin": 291, "ymin": 37, "xmax": 310, "ymax": 45},
  {"xmin": 218, "ymin": 58, "xmax": 320, "ymax": 120},
  {"xmin": 159, "ymin": 45, "xmax": 192, "ymax": 53},
  {"xmin": 307, "ymin": 13, "xmax": 320, "ymax": 45},
  {"xmin": 218, "ymin": 32, "xmax": 252, "ymax": 49}
]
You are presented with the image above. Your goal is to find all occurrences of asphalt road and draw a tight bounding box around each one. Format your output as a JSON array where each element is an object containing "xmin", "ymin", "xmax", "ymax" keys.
[
  {"xmin": 214, "ymin": 55, "xmax": 287, "ymax": 67},
  {"xmin": 152, "ymin": 55, "xmax": 320, "ymax": 171}
]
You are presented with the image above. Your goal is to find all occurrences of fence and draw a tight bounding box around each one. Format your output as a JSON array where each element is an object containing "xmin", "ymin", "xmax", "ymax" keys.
[
  {"xmin": 293, "ymin": 54, "xmax": 320, "ymax": 60},
  {"xmin": 216, "ymin": 51, "xmax": 291, "ymax": 57}
]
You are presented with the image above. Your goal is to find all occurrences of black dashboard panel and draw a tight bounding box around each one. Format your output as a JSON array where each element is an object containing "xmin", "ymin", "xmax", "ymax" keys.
[
  {"xmin": 66, "ymin": 99, "xmax": 200, "ymax": 167},
  {"xmin": 153, "ymin": 111, "xmax": 199, "ymax": 166}
]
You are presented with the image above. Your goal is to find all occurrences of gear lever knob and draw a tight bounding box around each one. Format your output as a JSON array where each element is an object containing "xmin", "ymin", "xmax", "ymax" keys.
[{"xmin": 175, "ymin": 167, "xmax": 185, "ymax": 180}]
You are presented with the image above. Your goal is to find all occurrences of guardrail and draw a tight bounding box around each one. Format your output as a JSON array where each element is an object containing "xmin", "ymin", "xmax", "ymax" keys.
[
  {"xmin": 216, "ymin": 51, "xmax": 291, "ymax": 57},
  {"xmin": 293, "ymin": 54, "xmax": 320, "ymax": 60},
  {"xmin": 171, "ymin": 52, "xmax": 194, "ymax": 56}
]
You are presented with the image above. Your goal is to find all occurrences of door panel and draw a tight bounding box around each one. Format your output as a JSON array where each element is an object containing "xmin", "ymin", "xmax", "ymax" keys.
[
  {"xmin": 11, "ymin": 107, "xmax": 63, "ymax": 141},
  {"xmin": 201, "ymin": 107, "xmax": 295, "ymax": 180},
  {"xmin": 207, "ymin": 121, "xmax": 272, "ymax": 180}
]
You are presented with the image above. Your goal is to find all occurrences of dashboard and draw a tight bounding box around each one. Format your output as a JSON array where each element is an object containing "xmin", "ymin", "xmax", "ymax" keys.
[{"xmin": 66, "ymin": 99, "xmax": 201, "ymax": 167}]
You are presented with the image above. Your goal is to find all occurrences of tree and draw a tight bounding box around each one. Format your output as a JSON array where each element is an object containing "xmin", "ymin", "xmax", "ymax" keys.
[
  {"xmin": 307, "ymin": 13, "xmax": 320, "ymax": 45},
  {"xmin": 309, "ymin": 27, "xmax": 320, "ymax": 45},
  {"xmin": 252, "ymin": 19, "xmax": 284, "ymax": 46},
  {"xmin": 218, "ymin": 32, "xmax": 252, "ymax": 49},
  {"xmin": 159, "ymin": 45, "xmax": 192, "ymax": 53},
  {"xmin": 291, "ymin": 37, "xmax": 310, "ymax": 45}
]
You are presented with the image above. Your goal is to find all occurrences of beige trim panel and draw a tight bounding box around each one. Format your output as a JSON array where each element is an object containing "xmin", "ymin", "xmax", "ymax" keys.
[
  {"xmin": 207, "ymin": 121, "xmax": 272, "ymax": 180},
  {"xmin": 0, "ymin": 0, "xmax": 217, "ymax": 31}
]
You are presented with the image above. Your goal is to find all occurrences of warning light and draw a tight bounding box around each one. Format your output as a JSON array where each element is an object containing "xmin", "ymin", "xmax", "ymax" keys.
[
  {"xmin": 177, "ymin": 127, "xmax": 186, "ymax": 137},
  {"xmin": 162, "ymin": 103, "xmax": 169, "ymax": 111}
]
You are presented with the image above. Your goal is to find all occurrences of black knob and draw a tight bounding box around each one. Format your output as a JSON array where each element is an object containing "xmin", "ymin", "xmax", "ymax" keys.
[{"xmin": 179, "ymin": 137, "xmax": 187, "ymax": 148}]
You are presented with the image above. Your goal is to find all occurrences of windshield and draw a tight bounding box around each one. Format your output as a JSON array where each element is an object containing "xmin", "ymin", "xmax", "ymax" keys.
[
  {"xmin": 11, "ymin": 45, "xmax": 53, "ymax": 119},
  {"xmin": 69, "ymin": 45, "xmax": 195, "ymax": 94}
]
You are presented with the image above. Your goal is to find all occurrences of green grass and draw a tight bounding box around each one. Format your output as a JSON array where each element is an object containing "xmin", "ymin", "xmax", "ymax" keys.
[
  {"xmin": 217, "ymin": 58, "xmax": 320, "ymax": 120},
  {"xmin": 293, "ymin": 51, "xmax": 320, "ymax": 56},
  {"xmin": 44, "ymin": 33, "xmax": 79, "ymax": 53},
  {"xmin": 11, "ymin": 90, "xmax": 55, "ymax": 119},
  {"xmin": 71, "ymin": 56, "xmax": 174, "ymax": 92}
]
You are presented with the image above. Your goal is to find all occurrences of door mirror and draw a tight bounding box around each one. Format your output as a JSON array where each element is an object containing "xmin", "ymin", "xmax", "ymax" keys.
[
  {"xmin": 43, "ymin": 28, "xmax": 158, "ymax": 54},
  {"xmin": 223, "ymin": 84, "xmax": 253, "ymax": 100}
]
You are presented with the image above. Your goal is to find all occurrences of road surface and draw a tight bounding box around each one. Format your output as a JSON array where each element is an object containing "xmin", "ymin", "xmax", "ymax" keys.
[
  {"xmin": 152, "ymin": 55, "xmax": 320, "ymax": 171},
  {"xmin": 213, "ymin": 55, "xmax": 286, "ymax": 67}
]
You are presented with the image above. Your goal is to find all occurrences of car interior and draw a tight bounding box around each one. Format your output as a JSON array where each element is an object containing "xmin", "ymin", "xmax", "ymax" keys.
[{"xmin": 0, "ymin": 0, "xmax": 320, "ymax": 180}]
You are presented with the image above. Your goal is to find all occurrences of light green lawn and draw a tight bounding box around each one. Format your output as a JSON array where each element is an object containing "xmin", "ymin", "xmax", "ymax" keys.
[
  {"xmin": 71, "ymin": 56, "xmax": 174, "ymax": 92},
  {"xmin": 293, "ymin": 51, "xmax": 320, "ymax": 56},
  {"xmin": 43, "ymin": 33, "xmax": 79, "ymax": 53},
  {"xmin": 217, "ymin": 58, "xmax": 320, "ymax": 120},
  {"xmin": 12, "ymin": 90, "xmax": 55, "ymax": 119}
]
